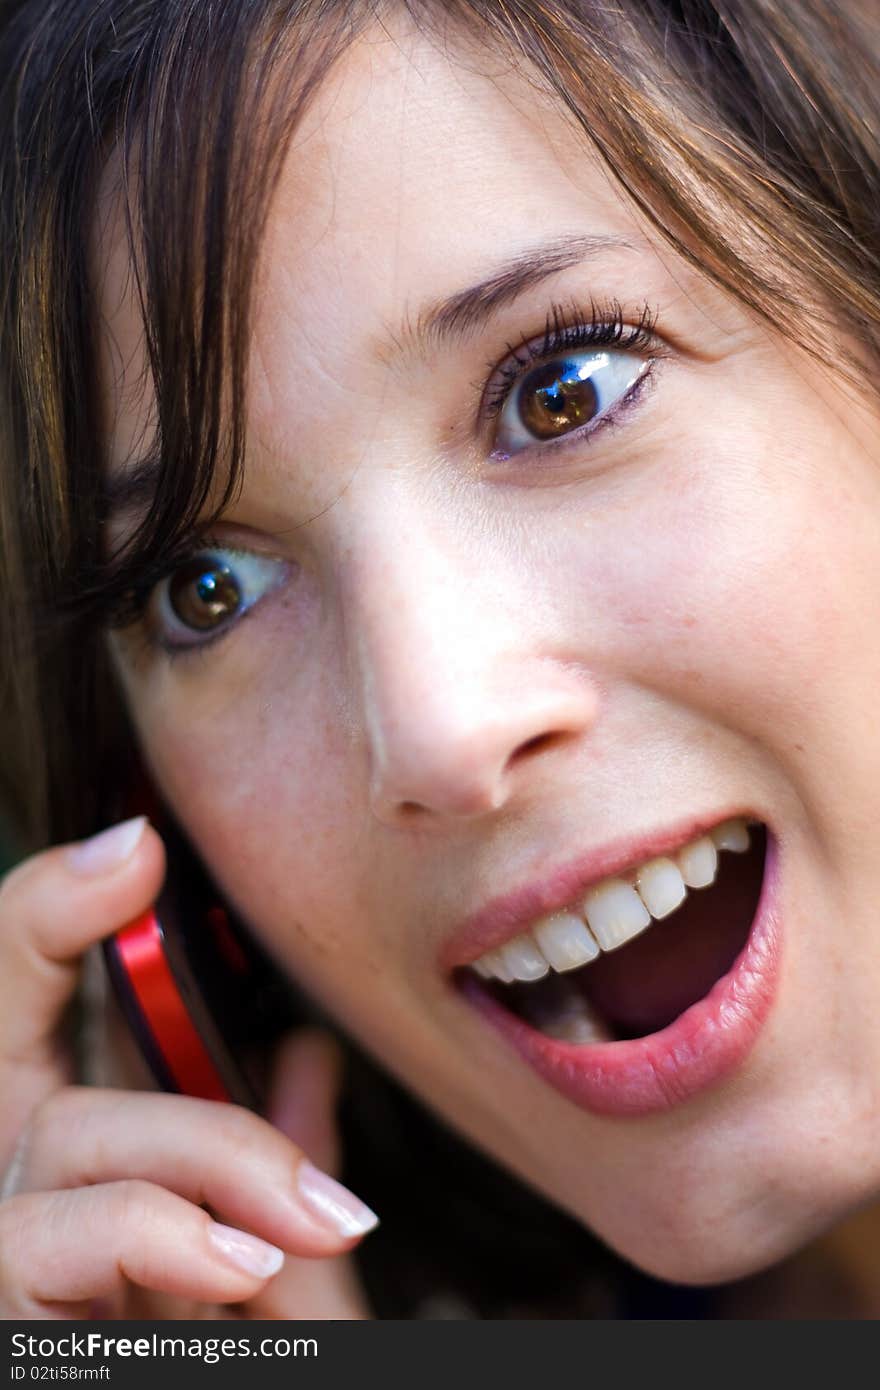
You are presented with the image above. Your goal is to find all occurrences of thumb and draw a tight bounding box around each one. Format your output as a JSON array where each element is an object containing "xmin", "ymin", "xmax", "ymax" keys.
[{"xmin": 266, "ymin": 1028, "xmax": 345, "ymax": 1176}]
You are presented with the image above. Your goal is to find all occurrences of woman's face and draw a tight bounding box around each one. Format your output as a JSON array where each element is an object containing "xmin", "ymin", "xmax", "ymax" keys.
[{"xmin": 101, "ymin": 19, "xmax": 880, "ymax": 1283}]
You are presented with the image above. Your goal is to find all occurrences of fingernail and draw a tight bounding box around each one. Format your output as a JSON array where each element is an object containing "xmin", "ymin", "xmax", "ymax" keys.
[
  {"xmin": 297, "ymin": 1159, "xmax": 379, "ymax": 1238},
  {"xmin": 207, "ymin": 1222, "xmax": 285, "ymax": 1278},
  {"xmin": 66, "ymin": 816, "xmax": 147, "ymax": 876}
]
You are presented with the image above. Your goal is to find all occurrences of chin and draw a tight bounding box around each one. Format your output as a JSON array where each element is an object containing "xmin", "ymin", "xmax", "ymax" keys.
[
  {"xmin": 574, "ymin": 1156, "xmax": 877, "ymax": 1290},
  {"xmin": 613, "ymin": 1228, "xmax": 808, "ymax": 1289}
]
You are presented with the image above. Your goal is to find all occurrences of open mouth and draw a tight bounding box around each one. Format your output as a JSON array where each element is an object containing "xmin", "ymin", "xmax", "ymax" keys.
[{"xmin": 457, "ymin": 818, "xmax": 769, "ymax": 1050}]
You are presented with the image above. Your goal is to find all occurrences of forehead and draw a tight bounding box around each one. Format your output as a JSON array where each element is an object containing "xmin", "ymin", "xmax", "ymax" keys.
[{"xmin": 260, "ymin": 20, "xmax": 637, "ymax": 334}]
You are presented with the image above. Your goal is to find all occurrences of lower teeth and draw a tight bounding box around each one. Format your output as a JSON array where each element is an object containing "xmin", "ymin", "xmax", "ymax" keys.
[
  {"xmin": 515, "ymin": 971, "xmax": 612, "ymax": 1045},
  {"xmin": 542, "ymin": 1009, "xmax": 610, "ymax": 1045}
]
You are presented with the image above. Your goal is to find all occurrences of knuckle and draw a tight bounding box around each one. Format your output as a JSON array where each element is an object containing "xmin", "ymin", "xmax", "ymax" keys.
[
  {"xmin": 114, "ymin": 1178, "xmax": 163, "ymax": 1233},
  {"xmin": 26, "ymin": 1085, "xmax": 91, "ymax": 1152},
  {"xmin": 28, "ymin": 1084, "xmax": 89, "ymax": 1139},
  {"xmin": 216, "ymin": 1102, "xmax": 292, "ymax": 1166},
  {"xmin": 213, "ymin": 1101, "xmax": 266, "ymax": 1147}
]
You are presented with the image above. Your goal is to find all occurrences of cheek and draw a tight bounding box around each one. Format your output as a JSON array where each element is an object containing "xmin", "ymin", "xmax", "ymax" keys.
[
  {"xmin": 569, "ymin": 405, "xmax": 880, "ymax": 772},
  {"xmin": 140, "ymin": 689, "xmax": 444, "ymax": 1082},
  {"xmin": 134, "ymin": 665, "xmax": 372, "ymax": 979}
]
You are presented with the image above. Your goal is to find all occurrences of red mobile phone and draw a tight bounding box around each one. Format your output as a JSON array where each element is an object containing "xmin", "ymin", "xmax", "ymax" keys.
[{"xmin": 102, "ymin": 811, "xmax": 299, "ymax": 1112}]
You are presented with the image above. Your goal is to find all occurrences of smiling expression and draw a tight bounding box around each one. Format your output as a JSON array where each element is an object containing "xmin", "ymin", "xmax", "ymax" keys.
[{"xmin": 99, "ymin": 16, "xmax": 880, "ymax": 1283}]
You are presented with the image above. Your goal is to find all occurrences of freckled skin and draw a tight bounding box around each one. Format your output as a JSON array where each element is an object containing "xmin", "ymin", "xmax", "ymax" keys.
[{"xmin": 103, "ymin": 14, "xmax": 880, "ymax": 1286}]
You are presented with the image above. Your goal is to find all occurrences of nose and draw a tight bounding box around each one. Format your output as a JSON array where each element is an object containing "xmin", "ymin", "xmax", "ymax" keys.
[{"xmin": 347, "ymin": 521, "xmax": 600, "ymax": 828}]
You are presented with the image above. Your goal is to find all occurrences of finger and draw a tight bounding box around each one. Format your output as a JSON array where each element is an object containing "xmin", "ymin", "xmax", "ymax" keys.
[
  {"xmin": 267, "ymin": 1028, "xmax": 345, "ymax": 1175},
  {"xmin": 0, "ymin": 820, "xmax": 165, "ymax": 1164},
  {"xmin": 0, "ymin": 818, "xmax": 164, "ymax": 1067},
  {"xmin": 12, "ymin": 1086, "xmax": 379, "ymax": 1257},
  {"xmin": 0, "ymin": 1182, "xmax": 284, "ymax": 1318}
]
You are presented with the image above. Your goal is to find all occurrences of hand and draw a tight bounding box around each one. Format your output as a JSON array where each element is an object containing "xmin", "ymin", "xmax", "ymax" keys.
[{"xmin": 0, "ymin": 818, "xmax": 376, "ymax": 1319}]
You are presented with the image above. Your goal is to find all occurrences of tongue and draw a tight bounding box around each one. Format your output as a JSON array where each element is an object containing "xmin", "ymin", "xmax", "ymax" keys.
[{"xmin": 576, "ymin": 827, "xmax": 766, "ymax": 1037}]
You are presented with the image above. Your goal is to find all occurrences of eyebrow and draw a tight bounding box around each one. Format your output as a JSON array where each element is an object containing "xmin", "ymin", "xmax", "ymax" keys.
[
  {"xmin": 376, "ymin": 232, "xmax": 633, "ymax": 364},
  {"xmin": 102, "ymin": 442, "xmax": 164, "ymax": 528},
  {"xmin": 103, "ymin": 232, "xmax": 631, "ymax": 523}
]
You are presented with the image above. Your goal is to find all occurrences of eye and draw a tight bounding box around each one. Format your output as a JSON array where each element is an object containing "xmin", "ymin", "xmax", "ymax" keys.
[
  {"xmin": 493, "ymin": 348, "xmax": 650, "ymax": 458},
  {"xmin": 147, "ymin": 547, "xmax": 290, "ymax": 651}
]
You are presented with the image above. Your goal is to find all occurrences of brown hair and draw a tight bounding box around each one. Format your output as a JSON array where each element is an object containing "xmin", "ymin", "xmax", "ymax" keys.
[{"xmin": 1, "ymin": 0, "xmax": 879, "ymax": 1315}]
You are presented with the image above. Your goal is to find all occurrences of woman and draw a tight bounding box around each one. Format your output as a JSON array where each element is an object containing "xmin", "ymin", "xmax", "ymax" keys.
[{"xmin": 2, "ymin": 0, "xmax": 880, "ymax": 1318}]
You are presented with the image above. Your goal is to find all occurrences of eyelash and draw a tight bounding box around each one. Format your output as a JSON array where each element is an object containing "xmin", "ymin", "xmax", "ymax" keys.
[
  {"xmin": 482, "ymin": 296, "xmax": 660, "ymax": 446},
  {"xmin": 107, "ymin": 298, "xmax": 662, "ymax": 659}
]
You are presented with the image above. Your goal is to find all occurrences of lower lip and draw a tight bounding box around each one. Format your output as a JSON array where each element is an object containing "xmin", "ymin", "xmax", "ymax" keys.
[{"xmin": 459, "ymin": 830, "xmax": 781, "ymax": 1118}]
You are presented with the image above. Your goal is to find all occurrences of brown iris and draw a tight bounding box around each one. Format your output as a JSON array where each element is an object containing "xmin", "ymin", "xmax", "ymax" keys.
[
  {"xmin": 518, "ymin": 359, "xmax": 600, "ymax": 440},
  {"xmin": 168, "ymin": 555, "xmax": 242, "ymax": 631}
]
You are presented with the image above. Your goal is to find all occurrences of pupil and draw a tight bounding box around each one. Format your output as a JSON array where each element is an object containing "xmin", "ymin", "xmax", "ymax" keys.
[
  {"xmin": 519, "ymin": 359, "xmax": 599, "ymax": 440},
  {"xmin": 169, "ymin": 556, "xmax": 242, "ymax": 631}
]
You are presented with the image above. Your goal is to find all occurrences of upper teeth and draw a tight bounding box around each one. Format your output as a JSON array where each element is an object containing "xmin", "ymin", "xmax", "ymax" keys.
[{"xmin": 469, "ymin": 818, "xmax": 753, "ymax": 984}]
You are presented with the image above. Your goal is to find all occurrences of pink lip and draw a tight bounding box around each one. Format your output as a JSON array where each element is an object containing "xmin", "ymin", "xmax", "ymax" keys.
[
  {"xmin": 439, "ymin": 809, "xmax": 756, "ymax": 971},
  {"xmin": 458, "ymin": 828, "xmax": 780, "ymax": 1118}
]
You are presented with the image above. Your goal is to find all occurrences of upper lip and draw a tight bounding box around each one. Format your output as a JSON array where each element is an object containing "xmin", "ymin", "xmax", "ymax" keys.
[{"xmin": 439, "ymin": 808, "xmax": 759, "ymax": 973}]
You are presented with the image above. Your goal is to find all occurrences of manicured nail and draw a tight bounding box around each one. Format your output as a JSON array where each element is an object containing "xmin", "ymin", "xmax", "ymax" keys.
[
  {"xmin": 297, "ymin": 1159, "xmax": 379, "ymax": 1238},
  {"xmin": 207, "ymin": 1222, "xmax": 285, "ymax": 1278},
  {"xmin": 66, "ymin": 816, "xmax": 147, "ymax": 877}
]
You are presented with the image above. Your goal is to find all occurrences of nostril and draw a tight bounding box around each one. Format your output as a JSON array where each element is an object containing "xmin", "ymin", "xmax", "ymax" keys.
[
  {"xmin": 514, "ymin": 731, "xmax": 563, "ymax": 760},
  {"xmin": 372, "ymin": 717, "xmax": 583, "ymax": 825}
]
